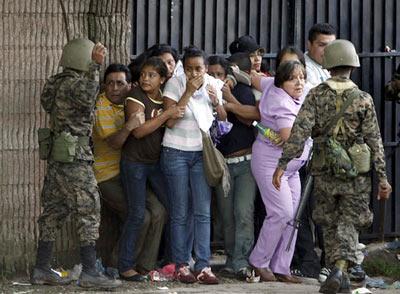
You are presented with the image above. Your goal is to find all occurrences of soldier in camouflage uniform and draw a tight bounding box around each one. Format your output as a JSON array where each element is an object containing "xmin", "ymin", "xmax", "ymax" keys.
[
  {"xmin": 31, "ymin": 39, "xmax": 121, "ymax": 289},
  {"xmin": 385, "ymin": 63, "xmax": 400, "ymax": 102},
  {"xmin": 272, "ymin": 39, "xmax": 392, "ymax": 294}
]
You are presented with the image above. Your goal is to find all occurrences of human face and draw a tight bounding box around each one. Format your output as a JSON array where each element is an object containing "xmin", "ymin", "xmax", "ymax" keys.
[
  {"xmin": 282, "ymin": 68, "xmax": 305, "ymax": 99},
  {"xmin": 307, "ymin": 34, "xmax": 336, "ymax": 65},
  {"xmin": 279, "ymin": 53, "xmax": 300, "ymax": 66},
  {"xmin": 104, "ymin": 72, "xmax": 131, "ymax": 105},
  {"xmin": 208, "ymin": 64, "xmax": 226, "ymax": 81},
  {"xmin": 157, "ymin": 53, "xmax": 176, "ymax": 78},
  {"xmin": 139, "ymin": 65, "xmax": 165, "ymax": 96},
  {"xmin": 184, "ymin": 56, "xmax": 207, "ymax": 80},
  {"xmin": 249, "ymin": 49, "xmax": 264, "ymax": 71}
]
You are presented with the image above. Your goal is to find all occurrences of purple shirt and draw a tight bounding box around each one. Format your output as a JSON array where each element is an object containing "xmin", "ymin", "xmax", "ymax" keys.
[{"xmin": 256, "ymin": 77, "xmax": 312, "ymax": 163}]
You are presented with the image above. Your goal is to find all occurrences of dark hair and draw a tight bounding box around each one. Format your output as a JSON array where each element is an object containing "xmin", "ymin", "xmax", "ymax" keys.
[
  {"xmin": 208, "ymin": 55, "xmax": 230, "ymax": 74},
  {"xmin": 147, "ymin": 44, "xmax": 180, "ymax": 62},
  {"xmin": 276, "ymin": 46, "xmax": 306, "ymax": 68},
  {"xmin": 128, "ymin": 53, "xmax": 148, "ymax": 83},
  {"xmin": 274, "ymin": 60, "xmax": 306, "ymax": 88},
  {"xmin": 141, "ymin": 57, "xmax": 168, "ymax": 78},
  {"xmin": 182, "ymin": 45, "xmax": 208, "ymax": 66},
  {"xmin": 104, "ymin": 63, "xmax": 132, "ymax": 83},
  {"xmin": 229, "ymin": 52, "xmax": 252, "ymax": 72},
  {"xmin": 308, "ymin": 23, "xmax": 336, "ymax": 43}
]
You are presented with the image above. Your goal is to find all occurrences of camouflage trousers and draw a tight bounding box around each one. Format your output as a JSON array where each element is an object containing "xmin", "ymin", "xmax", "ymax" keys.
[
  {"xmin": 312, "ymin": 174, "xmax": 373, "ymax": 268},
  {"xmin": 38, "ymin": 161, "xmax": 101, "ymax": 247}
]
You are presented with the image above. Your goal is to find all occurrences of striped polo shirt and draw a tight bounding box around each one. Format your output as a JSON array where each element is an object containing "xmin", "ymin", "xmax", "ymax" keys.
[{"xmin": 92, "ymin": 93, "xmax": 124, "ymax": 183}]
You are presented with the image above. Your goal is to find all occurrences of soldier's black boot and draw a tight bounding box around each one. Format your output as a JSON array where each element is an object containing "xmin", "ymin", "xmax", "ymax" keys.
[
  {"xmin": 319, "ymin": 267, "xmax": 343, "ymax": 294},
  {"xmin": 78, "ymin": 245, "xmax": 122, "ymax": 289},
  {"xmin": 30, "ymin": 240, "xmax": 71, "ymax": 286},
  {"xmin": 319, "ymin": 260, "xmax": 348, "ymax": 294}
]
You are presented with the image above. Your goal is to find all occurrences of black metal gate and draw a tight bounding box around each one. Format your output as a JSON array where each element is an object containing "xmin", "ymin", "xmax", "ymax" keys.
[{"xmin": 131, "ymin": 0, "xmax": 400, "ymax": 240}]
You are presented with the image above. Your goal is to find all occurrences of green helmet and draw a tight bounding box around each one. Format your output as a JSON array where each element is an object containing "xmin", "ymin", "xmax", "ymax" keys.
[
  {"xmin": 322, "ymin": 39, "xmax": 360, "ymax": 69},
  {"xmin": 59, "ymin": 38, "xmax": 94, "ymax": 72}
]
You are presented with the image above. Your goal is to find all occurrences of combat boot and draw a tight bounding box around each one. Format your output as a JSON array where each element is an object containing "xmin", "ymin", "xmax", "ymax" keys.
[
  {"xmin": 30, "ymin": 240, "xmax": 71, "ymax": 286},
  {"xmin": 319, "ymin": 267, "xmax": 343, "ymax": 294},
  {"xmin": 78, "ymin": 245, "xmax": 122, "ymax": 289},
  {"xmin": 319, "ymin": 260, "xmax": 348, "ymax": 294}
]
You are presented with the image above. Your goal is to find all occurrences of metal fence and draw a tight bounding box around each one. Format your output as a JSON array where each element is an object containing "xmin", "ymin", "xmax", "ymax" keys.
[{"xmin": 131, "ymin": 0, "xmax": 400, "ymax": 240}]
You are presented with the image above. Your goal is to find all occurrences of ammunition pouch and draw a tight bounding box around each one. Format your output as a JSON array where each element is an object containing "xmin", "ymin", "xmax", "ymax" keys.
[
  {"xmin": 38, "ymin": 128, "xmax": 53, "ymax": 160},
  {"xmin": 326, "ymin": 137, "xmax": 358, "ymax": 180},
  {"xmin": 311, "ymin": 138, "xmax": 326, "ymax": 170},
  {"xmin": 312, "ymin": 137, "xmax": 358, "ymax": 180},
  {"xmin": 51, "ymin": 131, "xmax": 89, "ymax": 163}
]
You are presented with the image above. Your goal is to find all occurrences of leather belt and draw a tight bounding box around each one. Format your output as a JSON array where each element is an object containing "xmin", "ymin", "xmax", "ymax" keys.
[{"xmin": 225, "ymin": 154, "xmax": 252, "ymax": 164}]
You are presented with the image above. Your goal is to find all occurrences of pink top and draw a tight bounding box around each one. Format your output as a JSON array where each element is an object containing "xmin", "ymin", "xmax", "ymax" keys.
[{"xmin": 256, "ymin": 77, "xmax": 312, "ymax": 163}]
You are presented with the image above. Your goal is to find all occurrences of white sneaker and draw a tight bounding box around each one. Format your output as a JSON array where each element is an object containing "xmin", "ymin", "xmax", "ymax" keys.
[{"xmin": 318, "ymin": 267, "xmax": 331, "ymax": 283}]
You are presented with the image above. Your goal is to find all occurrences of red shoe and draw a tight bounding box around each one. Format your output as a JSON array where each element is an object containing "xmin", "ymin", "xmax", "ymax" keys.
[
  {"xmin": 195, "ymin": 267, "xmax": 219, "ymax": 284},
  {"xmin": 175, "ymin": 264, "xmax": 196, "ymax": 284}
]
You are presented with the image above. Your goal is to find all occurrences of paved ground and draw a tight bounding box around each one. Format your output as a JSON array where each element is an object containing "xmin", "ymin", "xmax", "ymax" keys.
[{"xmin": 2, "ymin": 275, "xmax": 399, "ymax": 294}]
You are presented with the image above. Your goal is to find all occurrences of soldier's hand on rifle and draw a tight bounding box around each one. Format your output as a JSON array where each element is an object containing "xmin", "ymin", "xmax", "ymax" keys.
[
  {"xmin": 92, "ymin": 42, "xmax": 107, "ymax": 64},
  {"xmin": 272, "ymin": 167, "xmax": 285, "ymax": 191},
  {"xmin": 377, "ymin": 180, "xmax": 392, "ymax": 200}
]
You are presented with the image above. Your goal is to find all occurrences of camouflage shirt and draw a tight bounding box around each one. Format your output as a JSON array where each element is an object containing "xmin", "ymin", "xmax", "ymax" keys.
[
  {"xmin": 384, "ymin": 64, "xmax": 400, "ymax": 102},
  {"xmin": 40, "ymin": 61, "xmax": 100, "ymax": 161},
  {"xmin": 278, "ymin": 77, "xmax": 387, "ymax": 181}
]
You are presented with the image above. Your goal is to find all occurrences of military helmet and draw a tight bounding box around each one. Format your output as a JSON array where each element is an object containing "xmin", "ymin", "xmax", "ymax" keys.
[
  {"xmin": 59, "ymin": 38, "xmax": 94, "ymax": 72},
  {"xmin": 322, "ymin": 39, "xmax": 360, "ymax": 69}
]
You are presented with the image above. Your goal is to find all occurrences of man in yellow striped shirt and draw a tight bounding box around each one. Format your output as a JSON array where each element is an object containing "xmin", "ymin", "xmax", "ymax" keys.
[{"xmin": 93, "ymin": 64, "xmax": 167, "ymax": 276}]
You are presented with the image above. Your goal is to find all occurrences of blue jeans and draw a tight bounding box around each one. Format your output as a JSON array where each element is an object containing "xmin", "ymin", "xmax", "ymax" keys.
[
  {"xmin": 160, "ymin": 147, "xmax": 211, "ymax": 273},
  {"xmin": 215, "ymin": 160, "xmax": 256, "ymax": 272},
  {"xmin": 118, "ymin": 156, "xmax": 168, "ymax": 272}
]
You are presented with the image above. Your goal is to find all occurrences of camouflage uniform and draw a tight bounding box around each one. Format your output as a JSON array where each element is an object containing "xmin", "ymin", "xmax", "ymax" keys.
[
  {"xmin": 39, "ymin": 62, "xmax": 101, "ymax": 246},
  {"xmin": 278, "ymin": 77, "xmax": 387, "ymax": 268},
  {"xmin": 385, "ymin": 64, "xmax": 400, "ymax": 102}
]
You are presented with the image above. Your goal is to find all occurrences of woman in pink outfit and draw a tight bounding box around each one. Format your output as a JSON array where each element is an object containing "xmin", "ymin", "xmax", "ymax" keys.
[{"xmin": 249, "ymin": 60, "xmax": 312, "ymax": 283}]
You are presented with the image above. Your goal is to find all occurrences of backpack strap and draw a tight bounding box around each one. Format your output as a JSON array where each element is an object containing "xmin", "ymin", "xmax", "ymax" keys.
[{"xmin": 321, "ymin": 88, "xmax": 361, "ymax": 137}]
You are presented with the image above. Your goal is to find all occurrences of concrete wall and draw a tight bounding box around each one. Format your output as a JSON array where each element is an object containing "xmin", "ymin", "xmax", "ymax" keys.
[{"xmin": 0, "ymin": 0, "xmax": 131, "ymax": 276}]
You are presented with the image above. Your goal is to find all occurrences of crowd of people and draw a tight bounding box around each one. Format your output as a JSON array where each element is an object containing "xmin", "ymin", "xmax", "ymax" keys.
[{"xmin": 30, "ymin": 23, "xmax": 394, "ymax": 294}]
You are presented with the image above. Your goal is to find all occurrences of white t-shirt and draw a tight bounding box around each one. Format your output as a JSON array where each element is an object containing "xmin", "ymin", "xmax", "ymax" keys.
[{"xmin": 305, "ymin": 52, "xmax": 330, "ymax": 86}]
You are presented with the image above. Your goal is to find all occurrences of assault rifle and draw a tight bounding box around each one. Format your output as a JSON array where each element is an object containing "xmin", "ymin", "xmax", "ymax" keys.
[{"xmin": 285, "ymin": 152, "xmax": 314, "ymax": 252}]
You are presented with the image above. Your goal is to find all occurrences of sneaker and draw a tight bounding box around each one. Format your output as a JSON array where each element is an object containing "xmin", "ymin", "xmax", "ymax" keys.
[
  {"xmin": 195, "ymin": 266, "xmax": 219, "ymax": 284},
  {"xmin": 291, "ymin": 268, "xmax": 305, "ymax": 277},
  {"xmin": 218, "ymin": 266, "xmax": 235, "ymax": 277},
  {"xmin": 348, "ymin": 264, "xmax": 366, "ymax": 282},
  {"xmin": 175, "ymin": 264, "xmax": 196, "ymax": 284},
  {"xmin": 236, "ymin": 267, "xmax": 250, "ymax": 281},
  {"xmin": 319, "ymin": 267, "xmax": 331, "ymax": 283}
]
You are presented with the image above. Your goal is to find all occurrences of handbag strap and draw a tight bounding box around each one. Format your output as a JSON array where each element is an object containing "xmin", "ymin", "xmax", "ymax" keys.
[{"xmin": 321, "ymin": 88, "xmax": 361, "ymax": 136}]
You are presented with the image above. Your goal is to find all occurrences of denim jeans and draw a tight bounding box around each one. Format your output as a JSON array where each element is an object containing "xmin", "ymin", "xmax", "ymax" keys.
[
  {"xmin": 215, "ymin": 160, "xmax": 256, "ymax": 272},
  {"xmin": 160, "ymin": 147, "xmax": 211, "ymax": 273},
  {"xmin": 118, "ymin": 156, "xmax": 168, "ymax": 272}
]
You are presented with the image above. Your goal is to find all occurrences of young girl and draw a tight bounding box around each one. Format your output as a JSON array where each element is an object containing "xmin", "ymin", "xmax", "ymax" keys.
[
  {"xmin": 118, "ymin": 57, "xmax": 185, "ymax": 281},
  {"xmin": 160, "ymin": 46, "xmax": 226, "ymax": 285}
]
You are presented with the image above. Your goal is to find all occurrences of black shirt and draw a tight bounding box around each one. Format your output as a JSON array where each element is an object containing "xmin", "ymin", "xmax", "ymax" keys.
[{"xmin": 217, "ymin": 83, "xmax": 256, "ymax": 156}]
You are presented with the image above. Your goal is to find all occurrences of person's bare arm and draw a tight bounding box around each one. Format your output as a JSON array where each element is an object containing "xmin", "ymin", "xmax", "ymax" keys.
[
  {"xmin": 126, "ymin": 100, "xmax": 185, "ymax": 138},
  {"xmin": 105, "ymin": 110, "xmax": 145, "ymax": 149}
]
